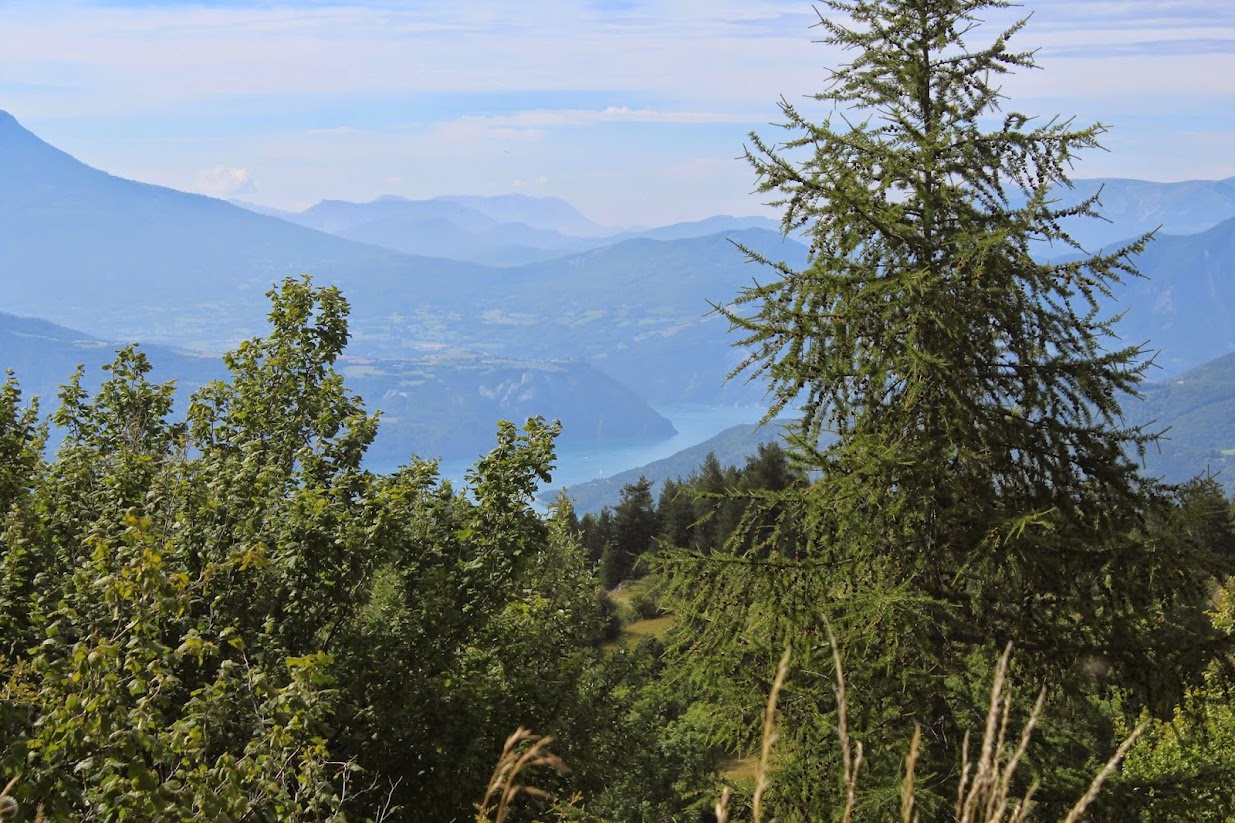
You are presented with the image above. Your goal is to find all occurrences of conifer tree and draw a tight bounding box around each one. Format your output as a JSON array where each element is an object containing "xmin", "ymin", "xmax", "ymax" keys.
[
  {"xmin": 726, "ymin": 0, "xmax": 1160, "ymax": 669},
  {"xmin": 600, "ymin": 477, "xmax": 658, "ymax": 588},
  {"xmin": 663, "ymin": 0, "xmax": 1229, "ymax": 815}
]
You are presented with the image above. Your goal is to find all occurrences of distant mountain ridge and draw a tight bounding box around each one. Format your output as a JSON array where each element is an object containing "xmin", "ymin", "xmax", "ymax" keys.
[
  {"xmin": 283, "ymin": 196, "xmax": 600, "ymax": 266},
  {"xmin": 257, "ymin": 193, "xmax": 781, "ymax": 266},
  {"xmin": 434, "ymin": 193, "xmax": 608, "ymax": 236},
  {"xmin": 6, "ymin": 108, "xmax": 1235, "ymax": 412},
  {"xmin": 0, "ymin": 110, "xmax": 800, "ymax": 404},
  {"xmin": 1048, "ymin": 176, "xmax": 1235, "ymax": 252},
  {"xmin": 1112, "ymin": 216, "xmax": 1235, "ymax": 374},
  {"xmin": 1, "ymin": 109, "xmax": 487, "ymax": 343}
]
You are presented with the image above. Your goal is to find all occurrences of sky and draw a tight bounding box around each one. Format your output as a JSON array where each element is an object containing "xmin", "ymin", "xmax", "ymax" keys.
[{"xmin": 2, "ymin": 0, "xmax": 1234, "ymax": 228}]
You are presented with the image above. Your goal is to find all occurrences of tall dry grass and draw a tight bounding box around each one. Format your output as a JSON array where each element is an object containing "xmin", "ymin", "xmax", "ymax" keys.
[
  {"xmin": 473, "ymin": 641, "xmax": 1146, "ymax": 822},
  {"xmin": 474, "ymin": 727, "xmax": 571, "ymax": 823},
  {"xmin": 712, "ymin": 640, "xmax": 1147, "ymax": 823}
]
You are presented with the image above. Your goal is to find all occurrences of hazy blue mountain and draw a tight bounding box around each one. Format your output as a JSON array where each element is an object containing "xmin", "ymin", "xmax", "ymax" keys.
[
  {"xmin": 283, "ymin": 197, "xmax": 597, "ymax": 266},
  {"xmin": 1, "ymin": 110, "xmax": 805, "ymax": 404},
  {"xmin": 227, "ymin": 199, "xmax": 300, "ymax": 219},
  {"xmin": 435, "ymin": 193, "xmax": 609, "ymax": 236},
  {"xmin": 1124, "ymin": 351, "xmax": 1235, "ymax": 491},
  {"xmin": 292, "ymin": 196, "xmax": 503, "ymax": 235},
  {"xmin": 0, "ymin": 311, "xmax": 228, "ymax": 416},
  {"xmin": 288, "ymin": 192, "xmax": 610, "ymax": 240},
  {"xmin": 339, "ymin": 228, "xmax": 810, "ymax": 404},
  {"xmin": 0, "ymin": 311, "xmax": 674, "ymax": 464},
  {"xmin": 341, "ymin": 351, "xmax": 675, "ymax": 465},
  {"xmin": 1032, "ymin": 176, "xmax": 1235, "ymax": 253},
  {"xmin": 10, "ymin": 109, "xmax": 1235, "ymax": 410},
  {"xmin": 611, "ymin": 215, "xmax": 782, "ymax": 243},
  {"xmin": 259, "ymin": 196, "xmax": 782, "ymax": 267},
  {"xmin": 1111, "ymin": 216, "xmax": 1235, "ymax": 374},
  {"xmin": 0, "ymin": 109, "xmax": 494, "ymax": 346}
]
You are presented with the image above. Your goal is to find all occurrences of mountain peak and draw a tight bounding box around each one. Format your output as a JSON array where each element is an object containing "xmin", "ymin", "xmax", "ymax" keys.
[
  {"xmin": 0, "ymin": 109, "xmax": 38, "ymax": 142},
  {"xmin": 0, "ymin": 109, "xmax": 44, "ymax": 138},
  {"xmin": 0, "ymin": 110, "xmax": 124, "ymax": 198}
]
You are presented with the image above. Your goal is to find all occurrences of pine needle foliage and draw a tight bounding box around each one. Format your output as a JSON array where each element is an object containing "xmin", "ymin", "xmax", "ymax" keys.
[
  {"xmin": 733, "ymin": 0, "xmax": 1155, "ymax": 528},
  {"xmin": 661, "ymin": 0, "xmax": 1225, "ymax": 816}
]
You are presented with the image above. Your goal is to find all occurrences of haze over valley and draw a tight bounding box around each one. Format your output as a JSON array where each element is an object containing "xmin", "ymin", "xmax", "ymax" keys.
[{"xmin": 3, "ymin": 108, "xmax": 1235, "ymax": 506}]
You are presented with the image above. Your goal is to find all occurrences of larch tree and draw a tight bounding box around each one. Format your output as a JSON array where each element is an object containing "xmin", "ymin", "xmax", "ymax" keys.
[{"xmin": 662, "ymin": 0, "xmax": 1230, "ymax": 816}]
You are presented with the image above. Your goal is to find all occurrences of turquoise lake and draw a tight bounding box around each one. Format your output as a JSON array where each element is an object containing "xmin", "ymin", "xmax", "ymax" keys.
[{"xmin": 431, "ymin": 403, "xmax": 767, "ymax": 491}]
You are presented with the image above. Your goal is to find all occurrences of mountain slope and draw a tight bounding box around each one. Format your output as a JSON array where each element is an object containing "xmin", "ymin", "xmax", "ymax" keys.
[
  {"xmin": 0, "ymin": 110, "xmax": 491, "ymax": 344},
  {"xmin": 1125, "ymin": 351, "xmax": 1235, "ymax": 489},
  {"xmin": 1052, "ymin": 176, "xmax": 1235, "ymax": 252},
  {"xmin": 285, "ymin": 197, "xmax": 599, "ymax": 266},
  {"xmin": 611, "ymin": 215, "xmax": 781, "ymax": 243},
  {"xmin": 262, "ymin": 196, "xmax": 782, "ymax": 267},
  {"xmin": 559, "ymin": 421, "xmax": 788, "ymax": 512},
  {"xmin": 0, "ymin": 311, "xmax": 674, "ymax": 463},
  {"xmin": 435, "ymin": 193, "xmax": 608, "ymax": 236},
  {"xmin": 1, "ymin": 111, "xmax": 796, "ymax": 403},
  {"xmin": 2, "ymin": 110, "xmax": 810, "ymax": 403},
  {"xmin": 341, "ymin": 228, "xmax": 810, "ymax": 403},
  {"xmin": 1111, "ymin": 216, "xmax": 1235, "ymax": 374},
  {"xmin": 9, "ymin": 110, "xmax": 1235, "ymax": 407}
]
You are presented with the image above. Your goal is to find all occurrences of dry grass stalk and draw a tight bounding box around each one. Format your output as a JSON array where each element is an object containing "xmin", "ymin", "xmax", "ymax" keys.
[
  {"xmin": 710, "ymin": 640, "xmax": 1144, "ymax": 823},
  {"xmin": 753, "ymin": 645, "xmax": 792, "ymax": 823},
  {"xmin": 902, "ymin": 723, "xmax": 922, "ymax": 823},
  {"xmin": 0, "ymin": 776, "xmax": 43, "ymax": 823},
  {"xmin": 1060, "ymin": 720, "xmax": 1147, "ymax": 823},
  {"xmin": 826, "ymin": 622, "xmax": 864, "ymax": 823},
  {"xmin": 475, "ymin": 727, "xmax": 567, "ymax": 823},
  {"xmin": 956, "ymin": 643, "xmax": 1042, "ymax": 823},
  {"xmin": 0, "ymin": 777, "xmax": 17, "ymax": 821},
  {"xmin": 957, "ymin": 729, "xmax": 971, "ymax": 818},
  {"xmin": 714, "ymin": 785, "xmax": 732, "ymax": 823}
]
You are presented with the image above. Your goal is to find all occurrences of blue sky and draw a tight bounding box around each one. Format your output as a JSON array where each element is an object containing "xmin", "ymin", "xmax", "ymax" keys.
[{"xmin": 2, "ymin": 0, "xmax": 1233, "ymax": 227}]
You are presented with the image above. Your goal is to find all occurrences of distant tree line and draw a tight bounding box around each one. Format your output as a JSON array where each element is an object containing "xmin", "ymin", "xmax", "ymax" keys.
[{"xmin": 577, "ymin": 443, "xmax": 806, "ymax": 591}]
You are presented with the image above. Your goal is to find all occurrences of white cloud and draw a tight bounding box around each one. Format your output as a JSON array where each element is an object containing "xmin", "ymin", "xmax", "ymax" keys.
[
  {"xmin": 428, "ymin": 119, "xmax": 548, "ymax": 147},
  {"xmin": 3, "ymin": 1, "xmax": 1233, "ymax": 118},
  {"xmin": 0, "ymin": 0, "xmax": 820, "ymax": 117},
  {"xmin": 418, "ymin": 107, "xmax": 747, "ymax": 147},
  {"xmin": 305, "ymin": 126, "xmax": 359, "ymax": 136},
  {"xmin": 488, "ymin": 106, "xmax": 747, "ymax": 127},
  {"xmin": 196, "ymin": 165, "xmax": 257, "ymax": 197}
]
